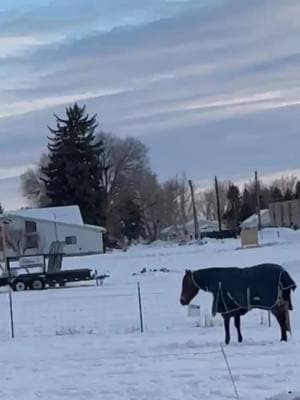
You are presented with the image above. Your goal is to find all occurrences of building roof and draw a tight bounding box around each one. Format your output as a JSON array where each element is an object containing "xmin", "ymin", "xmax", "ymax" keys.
[
  {"xmin": 4, "ymin": 206, "xmax": 106, "ymax": 232},
  {"xmin": 8, "ymin": 205, "xmax": 84, "ymax": 225},
  {"xmin": 240, "ymin": 209, "xmax": 271, "ymax": 228}
]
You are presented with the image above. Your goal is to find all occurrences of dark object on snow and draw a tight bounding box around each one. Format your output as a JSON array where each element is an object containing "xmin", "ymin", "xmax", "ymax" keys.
[
  {"xmin": 200, "ymin": 229, "xmax": 240, "ymax": 240},
  {"xmin": 95, "ymin": 273, "xmax": 110, "ymax": 286},
  {"xmin": 180, "ymin": 263, "xmax": 296, "ymax": 344},
  {"xmin": 132, "ymin": 267, "xmax": 170, "ymax": 276},
  {"xmin": 160, "ymin": 268, "xmax": 170, "ymax": 273}
]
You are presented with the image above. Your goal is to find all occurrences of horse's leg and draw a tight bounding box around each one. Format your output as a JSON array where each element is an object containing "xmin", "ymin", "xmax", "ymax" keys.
[
  {"xmin": 223, "ymin": 315, "xmax": 231, "ymax": 344},
  {"xmin": 271, "ymin": 305, "xmax": 287, "ymax": 341},
  {"xmin": 234, "ymin": 313, "xmax": 243, "ymax": 343}
]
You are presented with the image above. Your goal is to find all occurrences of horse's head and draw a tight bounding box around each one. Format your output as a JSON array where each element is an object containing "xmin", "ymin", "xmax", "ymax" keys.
[{"xmin": 180, "ymin": 269, "xmax": 199, "ymax": 305}]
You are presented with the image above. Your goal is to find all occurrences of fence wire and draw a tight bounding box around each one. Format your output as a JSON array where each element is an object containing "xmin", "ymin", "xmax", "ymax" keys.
[{"xmin": 0, "ymin": 280, "xmax": 272, "ymax": 339}]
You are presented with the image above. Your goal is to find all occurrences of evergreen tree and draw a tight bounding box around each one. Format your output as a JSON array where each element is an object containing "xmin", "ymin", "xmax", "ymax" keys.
[
  {"xmin": 295, "ymin": 181, "xmax": 300, "ymax": 199},
  {"xmin": 42, "ymin": 103, "xmax": 105, "ymax": 225},
  {"xmin": 119, "ymin": 199, "xmax": 144, "ymax": 241},
  {"xmin": 271, "ymin": 186, "xmax": 283, "ymax": 202},
  {"xmin": 239, "ymin": 188, "xmax": 254, "ymax": 222},
  {"xmin": 259, "ymin": 187, "xmax": 271, "ymax": 209},
  {"xmin": 284, "ymin": 188, "xmax": 293, "ymax": 201},
  {"xmin": 223, "ymin": 184, "xmax": 241, "ymax": 228},
  {"xmin": 0, "ymin": 202, "xmax": 4, "ymax": 214}
]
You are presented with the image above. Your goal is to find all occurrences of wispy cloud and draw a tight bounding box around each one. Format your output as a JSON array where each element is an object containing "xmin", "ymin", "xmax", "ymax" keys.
[{"xmin": 1, "ymin": 0, "xmax": 300, "ymax": 203}]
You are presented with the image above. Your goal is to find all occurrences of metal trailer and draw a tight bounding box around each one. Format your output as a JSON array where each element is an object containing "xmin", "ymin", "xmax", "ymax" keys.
[{"xmin": 0, "ymin": 268, "xmax": 95, "ymax": 291}]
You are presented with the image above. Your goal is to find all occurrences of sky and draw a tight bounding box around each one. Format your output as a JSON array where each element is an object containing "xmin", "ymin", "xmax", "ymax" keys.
[{"xmin": 1, "ymin": 0, "xmax": 300, "ymax": 209}]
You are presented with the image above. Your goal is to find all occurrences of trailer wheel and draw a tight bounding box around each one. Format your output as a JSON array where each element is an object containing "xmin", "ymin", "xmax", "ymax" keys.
[
  {"xmin": 12, "ymin": 280, "xmax": 26, "ymax": 292},
  {"xmin": 30, "ymin": 279, "xmax": 45, "ymax": 290}
]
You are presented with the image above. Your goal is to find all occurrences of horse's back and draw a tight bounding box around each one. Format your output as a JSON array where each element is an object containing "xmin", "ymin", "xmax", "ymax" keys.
[{"xmin": 243, "ymin": 263, "xmax": 296, "ymax": 291}]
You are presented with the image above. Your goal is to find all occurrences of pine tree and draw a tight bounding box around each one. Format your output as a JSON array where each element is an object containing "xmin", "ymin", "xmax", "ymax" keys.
[
  {"xmin": 239, "ymin": 188, "xmax": 254, "ymax": 222},
  {"xmin": 119, "ymin": 199, "xmax": 144, "ymax": 241},
  {"xmin": 42, "ymin": 103, "xmax": 105, "ymax": 225},
  {"xmin": 0, "ymin": 202, "xmax": 4, "ymax": 214},
  {"xmin": 295, "ymin": 181, "xmax": 300, "ymax": 199},
  {"xmin": 223, "ymin": 184, "xmax": 241, "ymax": 228},
  {"xmin": 271, "ymin": 186, "xmax": 283, "ymax": 202},
  {"xmin": 284, "ymin": 188, "xmax": 293, "ymax": 201}
]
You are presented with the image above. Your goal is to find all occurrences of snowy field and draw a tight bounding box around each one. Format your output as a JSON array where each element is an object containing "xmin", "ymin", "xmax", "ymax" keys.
[{"xmin": 0, "ymin": 228, "xmax": 300, "ymax": 399}]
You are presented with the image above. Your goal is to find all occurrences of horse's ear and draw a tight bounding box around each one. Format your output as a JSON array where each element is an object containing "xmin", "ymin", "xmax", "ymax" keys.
[{"xmin": 185, "ymin": 269, "xmax": 191, "ymax": 275}]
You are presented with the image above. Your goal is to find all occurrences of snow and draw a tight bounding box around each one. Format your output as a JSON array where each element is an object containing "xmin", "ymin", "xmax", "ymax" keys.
[
  {"xmin": 8, "ymin": 205, "xmax": 84, "ymax": 225},
  {"xmin": 241, "ymin": 209, "xmax": 271, "ymax": 228},
  {"xmin": 0, "ymin": 227, "xmax": 300, "ymax": 399}
]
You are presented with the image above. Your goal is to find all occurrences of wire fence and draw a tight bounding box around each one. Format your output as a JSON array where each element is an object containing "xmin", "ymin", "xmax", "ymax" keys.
[{"xmin": 0, "ymin": 280, "xmax": 273, "ymax": 340}]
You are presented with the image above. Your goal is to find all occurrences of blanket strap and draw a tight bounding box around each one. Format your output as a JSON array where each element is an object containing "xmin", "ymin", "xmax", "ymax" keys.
[{"xmin": 247, "ymin": 288, "xmax": 251, "ymax": 310}]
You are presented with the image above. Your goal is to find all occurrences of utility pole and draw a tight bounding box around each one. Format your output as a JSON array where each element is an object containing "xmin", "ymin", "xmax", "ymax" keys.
[
  {"xmin": 255, "ymin": 171, "xmax": 261, "ymax": 230},
  {"xmin": 188, "ymin": 179, "xmax": 200, "ymax": 240},
  {"xmin": 215, "ymin": 176, "xmax": 222, "ymax": 233}
]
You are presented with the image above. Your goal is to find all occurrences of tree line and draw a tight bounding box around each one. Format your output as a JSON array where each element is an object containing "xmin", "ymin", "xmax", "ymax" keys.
[
  {"xmin": 198, "ymin": 176, "xmax": 300, "ymax": 230},
  {"xmin": 20, "ymin": 103, "xmax": 300, "ymax": 245}
]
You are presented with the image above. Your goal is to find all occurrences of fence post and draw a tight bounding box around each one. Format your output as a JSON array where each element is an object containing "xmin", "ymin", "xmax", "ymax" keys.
[
  {"xmin": 8, "ymin": 285, "xmax": 15, "ymax": 339},
  {"xmin": 1, "ymin": 218, "xmax": 15, "ymax": 339},
  {"xmin": 137, "ymin": 282, "xmax": 144, "ymax": 333},
  {"xmin": 260, "ymin": 311, "xmax": 264, "ymax": 325}
]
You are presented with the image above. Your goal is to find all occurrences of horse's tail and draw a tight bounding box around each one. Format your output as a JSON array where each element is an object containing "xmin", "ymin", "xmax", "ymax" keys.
[
  {"xmin": 285, "ymin": 306, "xmax": 291, "ymax": 333},
  {"xmin": 282, "ymin": 287, "xmax": 293, "ymax": 311}
]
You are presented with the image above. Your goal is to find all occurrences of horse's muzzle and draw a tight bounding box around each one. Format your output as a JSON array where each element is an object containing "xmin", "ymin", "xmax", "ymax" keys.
[{"xmin": 180, "ymin": 296, "xmax": 188, "ymax": 306}]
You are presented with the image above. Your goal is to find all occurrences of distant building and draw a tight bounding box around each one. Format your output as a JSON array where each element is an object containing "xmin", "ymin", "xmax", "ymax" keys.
[
  {"xmin": 269, "ymin": 199, "xmax": 300, "ymax": 228},
  {"xmin": 160, "ymin": 218, "xmax": 220, "ymax": 241}
]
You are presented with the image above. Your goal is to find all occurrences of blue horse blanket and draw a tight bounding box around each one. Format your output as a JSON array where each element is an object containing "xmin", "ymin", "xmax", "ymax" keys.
[{"xmin": 192, "ymin": 263, "xmax": 296, "ymax": 316}]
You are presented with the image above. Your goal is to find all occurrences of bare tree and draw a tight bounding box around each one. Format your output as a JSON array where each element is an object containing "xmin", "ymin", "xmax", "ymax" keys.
[
  {"xmin": 97, "ymin": 132, "xmax": 150, "ymax": 239},
  {"xmin": 198, "ymin": 180, "xmax": 230, "ymax": 221},
  {"xmin": 20, "ymin": 154, "xmax": 50, "ymax": 207},
  {"xmin": 4, "ymin": 227, "xmax": 40, "ymax": 274},
  {"xmin": 270, "ymin": 175, "xmax": 297, "ymax": 195},
  {"xmin": 134, "ymin": 169, "xmax": 162, "ymax": 241},
  {"xmin": 6, "ymin": 228, "xmax": 28, "ymax": 255},
  {"xmin": 177, "ymin": 173, "xmax": 191, "ymax": 229}
]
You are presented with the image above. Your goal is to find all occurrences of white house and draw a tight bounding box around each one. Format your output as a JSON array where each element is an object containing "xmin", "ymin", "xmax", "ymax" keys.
[{"xmin": 0, "ymin": 205, "xmax": 106, "ymax": 260}]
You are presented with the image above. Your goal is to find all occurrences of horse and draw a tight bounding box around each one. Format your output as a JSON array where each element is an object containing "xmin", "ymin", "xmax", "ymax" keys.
[{"xmin": 180, "ymin": 263, "xmax": 297, "ymax": 344}]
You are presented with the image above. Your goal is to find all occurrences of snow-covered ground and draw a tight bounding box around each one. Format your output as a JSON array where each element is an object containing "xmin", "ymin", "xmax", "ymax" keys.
[{"xmin": 0, "ymin": 228, "xmax": 300, "ymax": 399}]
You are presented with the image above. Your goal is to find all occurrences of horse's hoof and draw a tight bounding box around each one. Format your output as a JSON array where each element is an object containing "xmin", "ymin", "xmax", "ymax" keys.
[
  {"xmin": 238, "ymin": 337, "xmax": 243, "ymax": 343},
  {"xmin": 225, "ymin": 339, "xmax": 230, "ymax": 345}
]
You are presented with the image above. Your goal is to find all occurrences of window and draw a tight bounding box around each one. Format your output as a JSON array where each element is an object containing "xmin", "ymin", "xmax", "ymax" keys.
[
  {"xmin": 25, "ymin": 221, "xmax": 37, "ymax": 233},
  {"xmin": 65, "ymin": 236, "xmax": 77, "ymax": 245},
  {"xmin": 25, "ymin": 221, "xmax": 38, "ymax": 248}
]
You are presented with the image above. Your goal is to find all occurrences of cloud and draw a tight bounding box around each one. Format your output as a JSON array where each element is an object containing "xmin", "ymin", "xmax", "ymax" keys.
[
  {"xmin": 0, "ymin": 0, "xmax": 208, "ymax": 38},
  {"xmin": 1, "ymin": 0, "xmax": 300, "ymax": 203},
  {"xmin": 0, "ymin": 165, "xmax": 34, "ymax": 180},
  {"xmin": 0, "ymin": 35, "xmax": 43, "ymax": 57}
]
